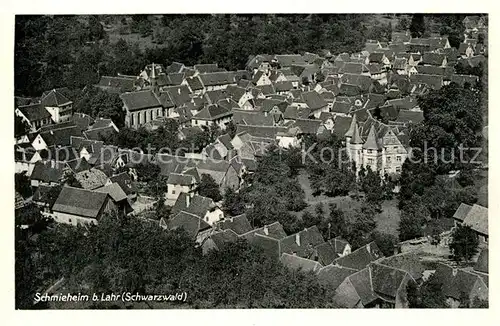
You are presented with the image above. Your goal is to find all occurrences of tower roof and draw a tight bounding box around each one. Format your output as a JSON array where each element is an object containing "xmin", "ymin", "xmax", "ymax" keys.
[
  {"xmin": 362, "ymin": 125, "xmax": 381, "ymax": 149},
  {"xmin": 345, "ymin": 114, "xmax": 357, "ymax": 138},
  {"xmin": 350, "ymin": 122, "xmax": 363, "ymax": 144}
]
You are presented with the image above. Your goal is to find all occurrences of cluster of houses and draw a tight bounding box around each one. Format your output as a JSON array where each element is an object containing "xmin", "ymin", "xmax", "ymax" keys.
[{"xmin": 14, "ymin": 15, "xmax": 488, "ymax": 308}]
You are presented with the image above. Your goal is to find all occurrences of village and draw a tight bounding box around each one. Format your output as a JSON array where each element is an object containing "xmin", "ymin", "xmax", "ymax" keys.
[{"xmin": 14, "ymin": 14, "xmax": 488, "ymax": 309}]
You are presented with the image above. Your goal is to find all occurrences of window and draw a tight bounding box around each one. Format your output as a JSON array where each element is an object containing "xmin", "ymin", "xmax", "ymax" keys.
[
  {"xmin": 172, "ymin": 189, "xmax": 175, "ymax": 194},
  {"xmin": 150, "ymin": 110, "xmax": 153, "ymax": 121},
  {"xmin": 68, "ymin": 218, "xmax": 72, "ymax": 223},
  {"xmin": 194, "ymin": 120, "xmax": 198, "ymax": 125},
  {"xmin": 396, "ymin": 156, "xmax": 402, "ymax": 162},
  {"xmin": 368, "ymin": 149, "xmax": 373, "ymax": 154},
  {"xmin": 396, "ymin": 167, "xmax": 401, "ymax": 173},
  {"xmin": 368, "ymin": 158, "xmax": 374, "ymax": 164},
  {"xmin": 394, "ymin": 146, "xmax": 398, "ymax": 150},
  {"xmin": 130, "ymin": 113, "xmax": 134, "ymax": 126},
  {"xmin": 206, "ymin": 216, "xmax": 209, "ymax": 221},
  {"xmin": 386, "ymin": 156, "xmax": 392, "ymax": 163}
]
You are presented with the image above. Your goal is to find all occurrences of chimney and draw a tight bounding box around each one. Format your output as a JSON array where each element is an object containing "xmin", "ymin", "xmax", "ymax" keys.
[
  {"xmin": 295, "ymin": 233, "xmax": 301, "ymax": 246},
  {"xmin": 186, "ymin": 194, "xmax": 190, "ymax": 207},
  {"xmin": 452, "ymin": 268, "xmax": 458, "ymax": 277},
  {"xmin": 178, "ymin": 88, "xmax": 181, "ymax": 95},
  {"xmin": 263, "ymin": 225, "xmax": 269, "ymax": 235}
]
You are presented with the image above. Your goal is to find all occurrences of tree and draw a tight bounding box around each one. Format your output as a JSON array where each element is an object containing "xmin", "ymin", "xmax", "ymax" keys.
[
  {"xmin": 318, "ymin": 204, "xmax": 348, "ymax": 241},
  {"xmin": 409, "ymin": 14, "xmax": 426, "ymax": 38},
  {"xmin": 398, "ymin": 210, "xmax": 425, "ymax": 241},
  {"xmin": 15, "ymin": 114, "xmax": 30, "ymax": 138},
  {"xmin": 449, "ymin": 224, "xmax": 479, "ymax": 262},
  {"xmin": 196, "ymin": 174, "xmax": 223, "ymax": 202},
  {"xmin": 73, "ymin": 87, "xmax": 125, "ymax": 128},
  {"xmin": 222, "ymin": 187, "xmax": 245, "ymax": 216},
  {"xmin": 15, "ymin": 172, "xmax": 32, "ymax": 198},
  {"xmin": 407, "ymin": 274, "xmax": 447, "ymax": 308},
  {"xmin": 370, "ymin": 231, "xmax": 398, "ymax": 257},
  {"xmin": 64, "ymin": 173, "xmax": 82, "ymax": 188}
]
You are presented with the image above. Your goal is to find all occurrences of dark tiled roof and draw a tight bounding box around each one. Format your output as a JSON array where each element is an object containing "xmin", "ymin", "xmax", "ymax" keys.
[
  {"xmin": 474, "ymin": 249, "xmax": 488, "ymax": 274},
  {"xmin": 120, "ymin": 90, "xmax": 161, "ymax": 111},
  {"xmin": 280, "ymin": 253, "xmax": 323, "ymax": 272},
  {"xmin": 215, "ymin": 214, "xmax": 252, "ymax": 235},
  {"xmin": 109, "ymin": 172, "xmax": 138, "ymax": 195},
  {"xmin": 301, "ymin": 91, "xmax": 327, "ymax": 110},
  {"xmin": 96, "ymin": 76, "xmax": 136, "ymax": 92},
  {"xmin": 317, "ymin": 264, "xmax": 358, "ymax": 290},
  {"xmin": 172, "ymin": 193, "xmax": 216, "ymax": 219},
  {"xmin": 17, "ymin": 103, "xmax": 52, "ymax": 122},
  {"xmin": 168, "ymin": 211, "xmax": 211, "ymax": 240},
  {"xmin": 433, "ymin": 263, "xmax": 486, "ymax": 300},
  {"xmin": 52, "ymin": 186, "xmax": 109, "ymax": 219},
  {"xmin": 41, "ymin": 89, "xmax": 72, "ymax": 107},
  {"xmin": 370, "ymin": 262, "xmax": 409, "ymax": 299},
  {"xmin": 167, "ymin": 173, "xmax": 195, "ymax": 186},
  {"xmin": 30, "ymin": 161, "xmax": 65, "ymax": 183},
  {"xmin": 395, "ymin": 110, "xmax": 424, "ymax": 125},
  {"xmin": 463, "ymin": 204, "xmax": 488, "ymax": 236},
  {"xmin": 333, "ymin": 242, "xmax": 383, "ymax": 271},
  {"xmin": 199, "ymin": 72, "xmax": 236, "ymax": 87}
]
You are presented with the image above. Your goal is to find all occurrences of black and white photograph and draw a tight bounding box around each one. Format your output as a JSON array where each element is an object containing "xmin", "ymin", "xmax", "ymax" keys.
[{"xmin": 12, "ymin": 11, "xmax": 490, "ymax": 311}]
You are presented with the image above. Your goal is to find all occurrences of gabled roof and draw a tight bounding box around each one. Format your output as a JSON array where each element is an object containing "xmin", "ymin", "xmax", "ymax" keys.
[
  {"xmin": 233, "ymin": 110, "xmax": 274, "ymax": 126},
  {"xmin": 193, "ymin": 104, "xmax": 232, "ymax": 121},
  {"xmin": 41, "ymin": 89, "xmax": 72, "ymax": 107},
  {"xmin": 474, "ymin": 248, "xmax": 488, "ymax": 274},
  {"xmin": 215, "ymin": 214, "xmax": 252, "ymax": 235},
  {"xmin": 199, "ymin": 72, "xmax": 236, "ymax": 86},
  {"xmin": 463, "ymin": 204, "xmax": 488, "ymax": 236},
  {"xmin": 52, "ymin": 186, "xmax": 109, "ymax": 219},
  {"xmin": 30, "ymin": 161, "xmax": 66, "ymax": 183},
  {"xmin": 280, "ymin": 226, "xmax": 325, "ymax": 258},
  {"xmin": 376, "ymin": 252, "xmax": 424, "ymax": 281},
  {"xmin": 317, "ymin": 264, "xmax": 358, "ymax": 289},
  {"xmin": 274, "ymin": 54, "xmax": 306, "ymax": 67},
  {"xmin": 75, "ymin": 168, "xmax": 109, "ymax": 190},
  {"xmin": 168, "ymin": 210, "xmax": 211, "ymax": 240},
  {"xmin": 94, "ymin": 182, "xmax": 128, "ymax": 202},
  {"xmin": 239, "ymin": 221, "xmax": 287, "ymax": 240},
  {"xmin": 280, "ymin": 253, "xmax": 323, "ymax": 272},
  {"xmin": 96, "ymin": 76, "xmax": 136, "ymax": 92},
  {"xmin": 301, "ymin": 91, "xmax": 327, "ymax": 110},
  {"xmin": 109, "ymin": 172, "xmax": 137, "ymax": 195},
  {"xmin": 333, "ymin": 241, "xmax": 383, "ymax": 270},
  {"xmin": 452, "ymin": 203, "xmax": 473, "ymax": 221},
  {"xmin": 369, "ymin": 262, "xmax": 411, "ymax": 299},
  {"xmin": 194, "ymin": 63, "xmax": 221, "ymax": 74},
  {"xmin": 422, "ymin": 52, "xmax": 446, "ymax": 66},
  {"xmin": 172, "ymin": 193, "xmax": 216, "ymax": 219},
  {"xmin": 334, "ymin": 268, "xmax": 378, "ymax": 307},
  {"xmin": 120, "ymin": 90, "xmax": 161, "ymax": 111},
  {"xmin": 17, "ymin": 103, "xmax": 52, "ymax": 122},
  {"xmin": 433, "ymin": 263, "xmax": 487, "ymax": 300},
  {"xmin": 166, "ymin": 173, "xmax": 195, "ymax": 186}
]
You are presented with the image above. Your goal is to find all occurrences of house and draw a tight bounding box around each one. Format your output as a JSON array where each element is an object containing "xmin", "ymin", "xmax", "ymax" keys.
[
  {"xmin": 107, "ymin": 172, "xmax": 138, "ymax": 202},
  {"xmin": 192, "ymin": 104, "xmax": 233, "ymax": 130},
  {"xmin": 301, "ymin": 91, "xmax": 328, "ymax": 118},
  {"xmin": 252, "ymin": 70, "xmax": 272, "ymax": 86},
  {"xmin": 40, "ymin": 89, "xmax": 73, "ymax": 123},
  {"xmin": 214, "ymin": 213, "xmax": 252, "ymax": 235},
  {"xmin": 459, "ymin": 43, "xmax": 475, "ymax": 58},
  {"xmin": 452, "ymin": 203, "xmax": 488, "ymax": 242},
  {"xmin": 32, "ymin": 125, "xmax": 83, "ymax": 151},
  {"xmin": 201, "ymin": 229, "xmax": 239, "ymax": 255},
  {"xmin": 314, "ymin": 238, "xmax": 352, "ymax": 265},
  {"xmin": 162, "ymin": 210, "xmax": 212, "ymax": 244},
  {"xmin": 95, "ymin": 75, "xmax": 137, "ymax": 94},
  {"xmin": 333, "ymin": 268, "xmax": 379, "ymax": 308},
  {"xmin": 32, "ymin": 185, "xmax": 57, "ymax": 211},
  {"xmin": 317, "ymin": 264, "xmax": 358, "ymax": 292},
  {"xmin": 165, "ymin": 173, "xmax": 197, "ymax": 205},
  {"xmin": 332, "ymin": 241, "xmax": 384, "ymax": 270},
  {"xmin": 30, "ymin": 161, "xmax": 67, "ymax": 188},
  {"xmin": 280, "ymin": 253, "xmax": 323, "ymax": 273},
  {"xmin": 94, "ymin": 182, "xmax": 133, "ymax": 216},
  {"xmin": 52, "ymin": 186, "xmax": 118, "ymax": 226},
  {"xmin": 279, "ymin": 226, "xmax": 325, "ymax": 260},
  {"xmin": 120, "ymin": 90, "xmax": 163, "ymax": 129},
  {"xmin": 172, "ymin": 193, "xmax": 224, "ymax": 226},
  {"xmin": 15, "ymin": 103, "xmax": 53, "ymax": 132},
  {"xmin": 75, "ymin": 168, "xmax": 110, "ymax": 190},
  {"xmin": 432, "ymin": 262, "xmax": 488, "ymax": 307},
  {"xmin": 421, "ymin": 53, "xmax": 447, "ymax": 67}
]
